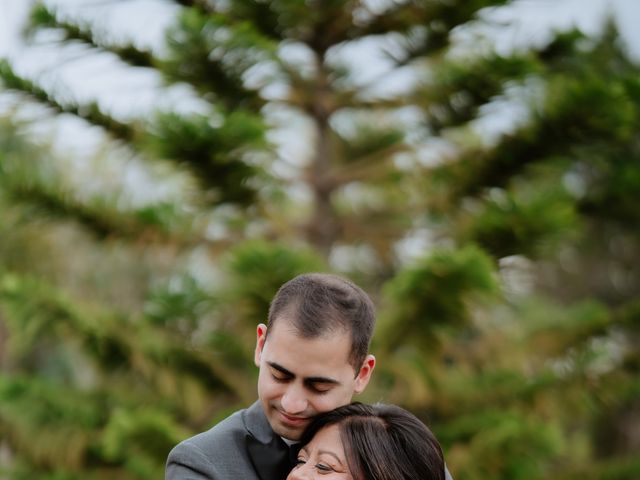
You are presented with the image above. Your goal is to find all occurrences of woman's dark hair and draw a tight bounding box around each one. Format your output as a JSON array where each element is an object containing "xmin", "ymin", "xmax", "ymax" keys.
[{"xmin": 297, "ymin": 403, "xmax": 445, "ymax": 480}]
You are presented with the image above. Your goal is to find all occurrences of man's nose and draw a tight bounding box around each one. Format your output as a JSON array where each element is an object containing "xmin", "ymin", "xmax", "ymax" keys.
[{"xmin": 281, "ymin": 384, "xmax": 307, "ymax": 414}]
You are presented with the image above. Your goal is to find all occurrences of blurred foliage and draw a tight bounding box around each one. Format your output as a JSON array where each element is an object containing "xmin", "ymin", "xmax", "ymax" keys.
[
  {"xmin": 146, "ymin": 110, "xmax": 265, "ymax": 204},
  {"xmin": 1, "ymin": 1, "xmax": 639, "ymax": 479}
]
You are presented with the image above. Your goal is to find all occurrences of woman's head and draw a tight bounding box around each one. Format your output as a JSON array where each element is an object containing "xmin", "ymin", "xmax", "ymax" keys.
[{"xmin": 287, "ymin": 402, "xmax": 445, "ymax": 480}]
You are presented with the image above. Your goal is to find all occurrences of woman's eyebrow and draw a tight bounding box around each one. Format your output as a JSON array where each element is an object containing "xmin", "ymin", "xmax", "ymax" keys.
[{"xmin": 318, "ymin": 450, "xmax": 344, "ymax": 466}]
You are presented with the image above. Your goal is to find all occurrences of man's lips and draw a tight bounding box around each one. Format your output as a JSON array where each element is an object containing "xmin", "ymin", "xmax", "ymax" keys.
[{"xmin": 278, "ymin": 410, "xmax": 309, "ymax": 426}]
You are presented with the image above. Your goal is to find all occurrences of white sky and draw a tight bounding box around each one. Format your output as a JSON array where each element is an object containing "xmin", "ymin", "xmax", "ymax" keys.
[
  {"xmin": 3, "ymin": 0, "xmax": 640, "ymax": 55},
  {"xmin": 1, "ymin": 0, "xmax": 639, "ymax": 266},
  {"xmin": 1, "ymin": 0, "xmax": 639, "ymax": 155},
  {"xmin": 2, "ymin": 0, "xmax": 640, "ymax": 112}
]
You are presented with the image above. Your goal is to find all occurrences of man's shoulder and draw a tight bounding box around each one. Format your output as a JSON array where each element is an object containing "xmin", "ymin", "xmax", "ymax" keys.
[
  {"xmin": 172, "ymin": 406, "xmax": 248, "ymax": 456},
  {"xmin": 166, "ymin": 404, "xmax": 263, "ymax": 479}
]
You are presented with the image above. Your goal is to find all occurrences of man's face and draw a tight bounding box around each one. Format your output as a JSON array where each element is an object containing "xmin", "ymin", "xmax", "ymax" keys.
[{"xmin": 254, "ymin": 319, "xmax": 375, "ymax": 441}]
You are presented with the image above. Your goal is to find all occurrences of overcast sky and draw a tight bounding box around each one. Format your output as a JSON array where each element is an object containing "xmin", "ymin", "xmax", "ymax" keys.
[
  {"xmin": 2, "ymin": 0, "xmax": 639, "ymax": 266},
  {"xmin": 2, "ymin": 0, "xmax": 640, "ymax": 109},
  {"xmin": 3, "ymin": 0, "xmax": 640, "ymax": 55},
  {"xmin": 1, "ymin": 0, "xmax": 639, "ymax": 156}
]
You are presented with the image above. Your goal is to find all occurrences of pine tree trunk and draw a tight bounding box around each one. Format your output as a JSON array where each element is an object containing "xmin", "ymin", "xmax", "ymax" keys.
[{"xmin": 306, "ymin": 52, "xmax": 339, "ymax": 256}]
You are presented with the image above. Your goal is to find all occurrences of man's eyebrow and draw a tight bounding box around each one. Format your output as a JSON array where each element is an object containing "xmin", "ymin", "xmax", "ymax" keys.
[
  {"xmin": 267, "ymin": 362, "xmax": 341, "ymax": 385},
  {"xmin": 304, "ymin": 376, "xmax": 340, "ymax": 386},
  {"xmin": 267, "ymin": 362, "xmax": 294, "ymax": 376}
]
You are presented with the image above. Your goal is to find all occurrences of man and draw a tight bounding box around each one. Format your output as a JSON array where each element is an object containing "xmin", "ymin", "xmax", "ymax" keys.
[{"xmin": 166, "ymin": 273, "xmax": 452, "ymax": 480}]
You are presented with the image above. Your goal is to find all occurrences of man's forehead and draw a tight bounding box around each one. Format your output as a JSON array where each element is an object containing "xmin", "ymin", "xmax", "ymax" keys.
[{"xmin": 264, "ymin": 319, "xmax": 353, "ymax": 366}]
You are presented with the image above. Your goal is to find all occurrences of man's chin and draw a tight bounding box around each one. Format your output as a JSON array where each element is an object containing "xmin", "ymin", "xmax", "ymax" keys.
[
  {"xmin": 269, "ymin": 418, "xmax": 307, "ymax": 441},
  {"xmin": 269, "ymin": 409, "xmax": 311, "ymax": 438}
]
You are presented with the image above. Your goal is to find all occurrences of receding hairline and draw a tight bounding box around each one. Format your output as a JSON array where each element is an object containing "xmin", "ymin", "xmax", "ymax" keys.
[{"xmin": 266, "ymin": 272, "xmax": 376, "ymax": 371}]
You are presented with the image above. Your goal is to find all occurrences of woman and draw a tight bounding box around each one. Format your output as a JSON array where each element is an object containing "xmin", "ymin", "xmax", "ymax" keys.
[{"xmin": 287, "ymin": 402, "xmax": 445, "ymax": 480}]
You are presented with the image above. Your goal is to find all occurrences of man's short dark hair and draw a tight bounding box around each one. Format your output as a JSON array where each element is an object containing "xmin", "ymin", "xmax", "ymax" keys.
[{"xmin": 267, "ymin": 273, "xmax": 375, "ymax": 371}]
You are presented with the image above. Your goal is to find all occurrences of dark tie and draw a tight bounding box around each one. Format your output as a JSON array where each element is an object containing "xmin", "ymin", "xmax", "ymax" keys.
[
  {"xmin": 289, "ymin": 442, "xmax": 301, "ymax": 466},
  {"xmin": 246, "ymin": 434, "xmax": 293, "ymax": 480}
]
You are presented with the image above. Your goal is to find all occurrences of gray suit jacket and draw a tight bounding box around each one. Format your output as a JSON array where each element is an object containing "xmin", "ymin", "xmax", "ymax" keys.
[
  {"xmin": 166, "ymin": 400, "xmax": 454, "ymax": 480},
  {"xmin": 166, "ymin": 401, "xmax": 288, "ymax": 480}
]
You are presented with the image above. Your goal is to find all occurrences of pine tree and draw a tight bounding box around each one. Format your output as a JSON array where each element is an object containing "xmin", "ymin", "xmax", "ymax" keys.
[
  {"xmin": 374, "ymin": 22, "xmax": 640, "ymax": 480},
  {"xmin": 1, "ymin": 1, "xmax": 638, "ymax": 479}
]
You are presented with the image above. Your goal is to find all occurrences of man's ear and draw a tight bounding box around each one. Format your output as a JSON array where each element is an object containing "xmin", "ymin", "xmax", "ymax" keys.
[
  {"xmin": 353, "ymin": 354, "xmax": 376, "ymax": 394},
  {"xmin": 254, "ymin": 323, "xmax": 268, "ymax": 367}
]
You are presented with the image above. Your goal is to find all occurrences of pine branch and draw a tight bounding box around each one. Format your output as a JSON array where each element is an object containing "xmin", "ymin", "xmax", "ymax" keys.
[
  {"xmin": 0, "ymin": 273, "xmax": 254, "ymax": 407},
  {"xmin": 5, "ymin": 181, "xmax": 180, "ymax": 241},
  {"xmin": 161, "ymin": 8, "xmax": 271, "ymax": 110},
  {"xmin": 351, "ymin": 0, "xmax": 510, "ymax": 58},
  {"xmin": 413, "ymin": 53, "xmax": 540, "ymax": 133},
  {"xmin": 30, "ymin": 3, "xmax": 155, "ymax": 68},
  {"xmin": 146, "ymin": 110, "xmax": 265, "ymax": 205},
  {"xmin": 171, "ymin": 0, "xmax": 214, "ymax": 14},
  {"xmin": 443, "ymin": 73, "xmax": 636, "ymax": 201},
  {"xmin": 0, "ymin": 60, "xmax": 135, "ymax": 142}
]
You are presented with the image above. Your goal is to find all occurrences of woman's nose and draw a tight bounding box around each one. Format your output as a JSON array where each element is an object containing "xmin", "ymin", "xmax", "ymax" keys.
[{"xmin": 287, "ymin": 464, "xmax": 310, "ymax": 480}]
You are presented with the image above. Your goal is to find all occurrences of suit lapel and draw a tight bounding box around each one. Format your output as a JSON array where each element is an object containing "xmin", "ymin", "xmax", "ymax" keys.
[
  {"xmin": 246, "ymin": 432, "xmax": 291, "ymax": 480},
  {"xmin": 244, "ymin": 401, "xmax": 292, "ymax": 480}
]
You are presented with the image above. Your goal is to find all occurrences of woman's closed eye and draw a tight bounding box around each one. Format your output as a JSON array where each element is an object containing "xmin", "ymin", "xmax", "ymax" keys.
[
  {"xmin": 294, "ymin": 458, "xmax": 336, "ymax": 473},
  {"xmin": 315, "ymin": 463, "xmax": 334, "ymax": 472}
]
